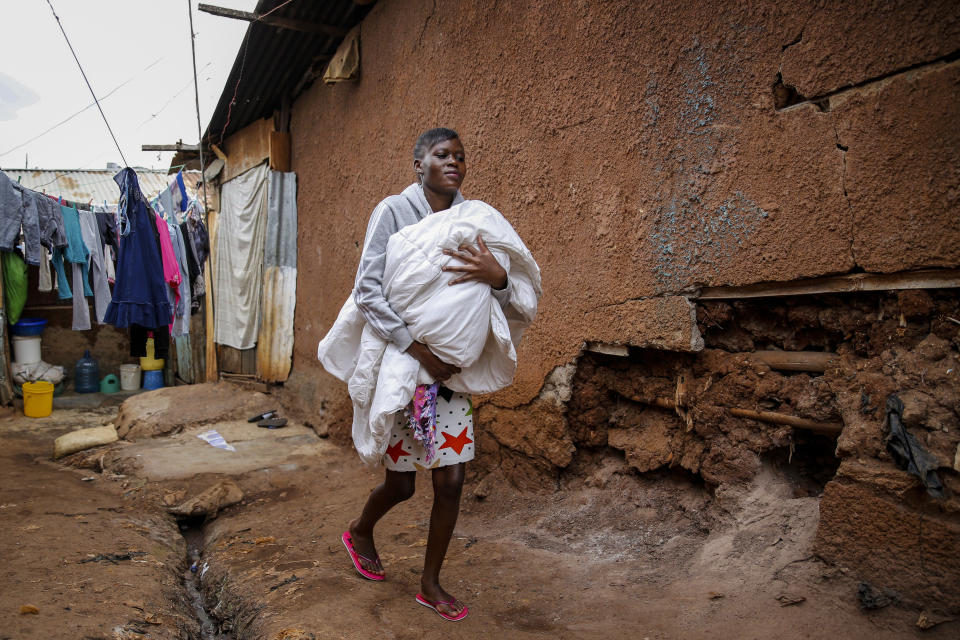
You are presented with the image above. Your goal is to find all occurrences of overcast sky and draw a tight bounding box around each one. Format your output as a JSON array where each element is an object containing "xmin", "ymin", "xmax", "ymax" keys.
[{"xmin": 0, "ymin": 0, "xmax": 258, "ymax": 171}]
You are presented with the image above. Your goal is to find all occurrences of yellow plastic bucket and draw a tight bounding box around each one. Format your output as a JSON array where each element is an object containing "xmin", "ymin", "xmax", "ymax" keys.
[
  {"xmin": 139, "ymin": 337, "xmax": 165, "ymax": 371},
  {"xmin": 22, "ymin": 381, "xmax": 54, "ymax": 418}
]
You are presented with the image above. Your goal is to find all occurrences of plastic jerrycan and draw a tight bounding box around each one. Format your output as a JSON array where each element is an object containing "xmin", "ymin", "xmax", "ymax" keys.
[{"xmin": 75, "ymin": 350, "xmax": 100, "ymax": 393}]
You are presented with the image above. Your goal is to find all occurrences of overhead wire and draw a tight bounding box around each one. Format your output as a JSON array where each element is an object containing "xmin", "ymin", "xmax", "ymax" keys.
[
  {"xmin": 187, "ymin": 0, "xmax": 209, "ymax": 212},
  {"xmin": 0, "ymin": 58, "xmax": 163, "ymax": 160},
  {"xmin": 44, "ymin": 0, "xmax": 129, "ymax": 166},
  {"xmin": 217, "ymin": 0, "xmax": 299, "ymax": 144}
]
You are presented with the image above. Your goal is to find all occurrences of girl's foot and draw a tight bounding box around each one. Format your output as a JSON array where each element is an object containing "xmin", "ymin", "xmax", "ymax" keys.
[
  {"xmin": 419, "ymin": 580, "xmax": 466, "ymax": 618},
  {"xmin": 347, "ymin": 518, "xmax": 384, "ymax": 578}
]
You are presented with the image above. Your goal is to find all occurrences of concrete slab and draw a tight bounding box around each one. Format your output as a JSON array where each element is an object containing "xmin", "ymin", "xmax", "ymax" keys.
[{"xmin": 104, "ymin": 420, "xmax": 335, "ymax": 481}]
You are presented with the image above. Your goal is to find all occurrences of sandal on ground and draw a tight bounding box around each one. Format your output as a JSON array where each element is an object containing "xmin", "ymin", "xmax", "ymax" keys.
[
  {"xmin": 257, "ymin": 417, "xmax": 287, "ymax": 429},
  {"xmin": 341, "ymin": 530, "xmax": 384, "ymax": 581},
  {"xmin": 415, "ymin": 593, "xmax": 469, "ymax": 621},
  {"xmin": 248, "ymin": 409, "xmax": 277, "ymax": 423}
]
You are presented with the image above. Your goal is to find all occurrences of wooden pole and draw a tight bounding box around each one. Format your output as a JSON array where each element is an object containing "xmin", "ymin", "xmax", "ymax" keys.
[
  {"xmin": 627, "ymin": 395, "xmax": 843, "ymax": 436},
  {"xmin": 197, "ymin": 3, "xmax": 348, "ymax": 36},
  {"xmin": 748, "ymin": 350, "xmax": 838, "ymax": 373}
]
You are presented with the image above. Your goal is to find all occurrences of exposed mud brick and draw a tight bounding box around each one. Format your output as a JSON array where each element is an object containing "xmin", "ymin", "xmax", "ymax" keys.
[
  {"xmin": 700, "ymin": 442, "xmax": 761, "ymax": 486},
  {"xmin": 816, "ymin": 479, "xmax": 960, "ymax": 613},
  {"xmin": 584, "ymin": 296, "xmax": 704, "ymax": 352},
  {"xmin": 116, "ymin": 383, "xmax": 275, "ymax": 440},
  {"xmin": 898, "ymin": 290, "xmax": 936, "ymax": 320},
  {"xmin": 779, "ymin": 0, "xmax": 960, "ymax": 98},
  {"xmin": 482, "ymin": 402, "xmax": 575, "ymax": 469},
  {"xmin": 836, "ymin": 62, "xmax": 960, "ymax": 272},
  {"xmin": 607, "ymin": 409, "xmax": 677, "ymax": 472}
]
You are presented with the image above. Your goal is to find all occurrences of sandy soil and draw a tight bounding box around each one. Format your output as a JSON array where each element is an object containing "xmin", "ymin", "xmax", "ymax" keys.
[{"xmin": 1, "ymin": 385, "xmax": 956, "ymax": 639}]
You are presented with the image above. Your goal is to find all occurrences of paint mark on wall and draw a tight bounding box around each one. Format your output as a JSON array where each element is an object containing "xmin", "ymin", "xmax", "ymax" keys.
[{"xmin": 647, "ymin": 42, "xmax": 769, "ymax": 291}]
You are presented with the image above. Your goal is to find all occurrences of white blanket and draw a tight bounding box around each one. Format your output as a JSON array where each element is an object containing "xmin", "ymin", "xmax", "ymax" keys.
[{"xmin": 317, "ymin": 200, "xmax": 541, "ymax": 465}]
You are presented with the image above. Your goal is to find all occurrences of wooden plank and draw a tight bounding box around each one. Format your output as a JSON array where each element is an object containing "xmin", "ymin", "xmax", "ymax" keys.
[
  {"xmin": 269, "ymin": 132, "xmax": 291, "ymax": 172},
  {"xmin": 585, "ymin": 342, "xmax": 630, "ymax": 357},
  {"xmin": 204, "ymin": 204, "xmax": 219, "ymax": 382},
  {"xmin": 218, "ymin": 345, "xmax": 243, "ymax": 373},
  {"xmin": 748, "ymin": 350, "xmax": 838, "ymax": 373},
  {"xmin": 142, "ymin": 143, "xmax": 200, "ymax": 152},
  {"xmin": 698, "ymin": 269, "xmax": 960, "ymax": 300},
  {"xmin": 197, "ymin": 3, "xmax": 348, "ymax": 36},
  {"xmin": 240, "ymin": 347, "xmax": 257, "ymax": 375},
  {"xmin": 221, "ymin": 118, "xmax": 272, "ymax": 184}
]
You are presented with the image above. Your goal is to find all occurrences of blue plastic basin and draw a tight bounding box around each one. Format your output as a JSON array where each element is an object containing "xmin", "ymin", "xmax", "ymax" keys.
[{"xmin": 11, "ymin": 318, "xmax": 47, "ymax": 336}]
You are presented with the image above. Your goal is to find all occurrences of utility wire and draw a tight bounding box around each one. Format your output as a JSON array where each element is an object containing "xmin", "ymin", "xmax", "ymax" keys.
[
  {"xmin": 45, "ymin": 0, "xmax": 129, "ymax": 167},
  {"xmin": 0, "ymin": 58, "xmax": 163, "ymax": 160},
  {"xmin": 187, "ymin": 0, "xmax": 209, "ymax": 212},
  {"xmin": 217, "ymin": 0, "xmax": 299, "ymax": 144}
]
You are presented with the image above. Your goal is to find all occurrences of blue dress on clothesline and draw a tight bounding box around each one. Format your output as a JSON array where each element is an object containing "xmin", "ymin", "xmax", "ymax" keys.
[{"xmin": 103, "ymin": 168, "xmax": 171, "ymax": 329}]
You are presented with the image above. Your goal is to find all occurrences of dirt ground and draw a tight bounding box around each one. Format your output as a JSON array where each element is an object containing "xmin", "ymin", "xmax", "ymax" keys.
[{"xmin": 1, "ymin": 383, "xmax": 956, "ymax": 639}]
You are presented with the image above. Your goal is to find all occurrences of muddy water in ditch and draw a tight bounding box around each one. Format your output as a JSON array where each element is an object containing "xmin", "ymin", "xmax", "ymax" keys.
[{"xmin": 179, "ymin": 517, "xmax": 234, "ymax": 640}]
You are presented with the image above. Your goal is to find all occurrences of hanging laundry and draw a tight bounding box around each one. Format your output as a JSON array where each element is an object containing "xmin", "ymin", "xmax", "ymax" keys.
[
  {"xmin": 180, "ymin": 220, "xmax": 203, "ymax": 313},
  {"xmin": 37, "ymin": 193, "xmax": 68, "ymax": 251},
  {"xmin": 169, "ymin": 221, "xmax": 191, "ymax": 337},
  {"xmin": 38, "ymin": 246, "xmax": 53, "ymax": 293},
  {"xmin": 158, "ymin": 171, "xmax": 189, "ymax": 222},
  {"xmin": 104, "ymin": 168, "xmax": 173, "ymax": 353},
  {"xmin": 214, "ymin": 163, "xmax": 269, "ymax": 349},
  {"xmin": 78, "ymin": 210, "xmax": 112, "ymax": 323},
  {"xmin": 153, "ymin": 208, "xmax": 182, "ymax": 329},
  {"xmin": 2, "ymin": 251, "xmax": 28, "ymax": 325},
  {"xmin": 0, "ymin": 172, "xmax": 42, "ymax": 266},
  {"xmin": 185, "ymin": 199, "xmax": 209, "ymax": 266},
  {"xmin": 52, "ymin": 204, "xmax": 93, "ymax": 331}
]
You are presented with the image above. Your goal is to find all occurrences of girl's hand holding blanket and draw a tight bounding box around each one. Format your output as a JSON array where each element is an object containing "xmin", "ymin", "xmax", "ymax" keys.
[
  {"xmin": 442, "ymin": 235, "xmax": 508, "ymax": 289},
  {"xmin": 406, "ymin": 340, "xmax": 461, "ymax": 382}
]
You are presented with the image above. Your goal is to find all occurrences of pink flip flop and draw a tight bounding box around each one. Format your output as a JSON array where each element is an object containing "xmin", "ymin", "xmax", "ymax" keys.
[
  {"xmin": 341, "ymin": 530, "xmax": 384, "ymax": 581},
  {"xmin": 416, "ymin": 593, "xmax": 469, "ymax": 621}
]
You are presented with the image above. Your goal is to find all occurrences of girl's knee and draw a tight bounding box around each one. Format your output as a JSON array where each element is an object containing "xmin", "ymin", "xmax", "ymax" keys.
[
  {"xmin": 384, "ymin": 471, "xmax": 416, "ymax": 502},
  {"xmin": 432, "ymin": 468, "xmax": 464, "ymax": 503}
]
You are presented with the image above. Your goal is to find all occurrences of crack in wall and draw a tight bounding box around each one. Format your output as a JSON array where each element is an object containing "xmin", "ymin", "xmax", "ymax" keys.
[
  {"xmin": 832, "ymin": 118, "xmax": 857, "ymax": 269},
  {"xmin": 775, "ymin": 48, "xmax": 960, "ymax": 112},
  {"xmin": 417, "ymin": 0, "xmax": 437, "ymax": 46}
]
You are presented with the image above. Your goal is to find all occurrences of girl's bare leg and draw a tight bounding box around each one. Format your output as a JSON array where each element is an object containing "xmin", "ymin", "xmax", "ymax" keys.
[
  {"xmin": 348, "ymin": 469, "xmax": 416, "ymax": 576},
  {"xmin": 420, "ymin": 462, "xmax": 466, "ymax": 616}
]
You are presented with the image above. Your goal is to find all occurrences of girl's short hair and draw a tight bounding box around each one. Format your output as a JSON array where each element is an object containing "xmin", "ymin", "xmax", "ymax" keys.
[{"xmin": 413, "ymin": 128, "xmax": 460, "ymax": 161}]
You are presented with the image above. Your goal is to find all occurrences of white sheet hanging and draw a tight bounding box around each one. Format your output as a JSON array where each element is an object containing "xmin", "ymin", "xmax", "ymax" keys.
[{"xmin": 214, "ymin": 162, "xmax": 269, "ymax": 349}]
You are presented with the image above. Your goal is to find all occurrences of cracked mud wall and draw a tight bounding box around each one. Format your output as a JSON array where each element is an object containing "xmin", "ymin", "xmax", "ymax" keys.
[{"xmin": 286, "ymin": 1, "xmax": 960, "ymax": 455}]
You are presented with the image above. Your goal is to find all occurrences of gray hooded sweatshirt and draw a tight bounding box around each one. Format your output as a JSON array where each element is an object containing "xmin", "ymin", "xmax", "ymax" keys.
[{"xmin": 354, "ymin": 182, "xmax": 513, "ymax": 352}]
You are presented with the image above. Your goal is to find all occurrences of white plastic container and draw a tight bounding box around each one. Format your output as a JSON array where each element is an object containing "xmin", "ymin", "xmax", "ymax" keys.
[
  {"xmin": 119, "ymin": 364, "xmax": 141, "ymax": 391},
  {"xmin": 12, "ymin": 335, "xmax": 42, "ymax": 364}
]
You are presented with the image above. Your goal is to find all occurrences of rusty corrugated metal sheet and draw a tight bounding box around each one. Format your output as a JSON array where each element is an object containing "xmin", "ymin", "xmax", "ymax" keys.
[
  {"xmin": 1, "ymin": 168, "xmax": 201, "ymax": 204},
  {"xmin": 257, "ymin": 266, "xmax": 296, "ymax": 382},
  {"xmin": 256, "ymin": 170, "xmax": 297, "ymax": 382},
  {"xmin": 204, "ymin": 0, "xmax": 372, "ymax": 144}
]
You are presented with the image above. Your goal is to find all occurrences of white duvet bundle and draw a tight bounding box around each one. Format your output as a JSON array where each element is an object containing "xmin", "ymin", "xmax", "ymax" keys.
[{"xmin": 317, "ymin": 200, "xmax": 541, "ymax": 465}]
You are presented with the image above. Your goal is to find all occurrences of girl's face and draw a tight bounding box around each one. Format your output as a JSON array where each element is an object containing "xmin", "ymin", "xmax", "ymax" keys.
[{"xmin": 416, "ymin": 138, "xmax": 466, "ymax": 196}]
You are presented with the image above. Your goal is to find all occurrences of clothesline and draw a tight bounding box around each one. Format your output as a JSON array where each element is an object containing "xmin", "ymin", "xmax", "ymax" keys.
[{"xmin": 0, "ymin": 167, "xmax": 209, "ymax": 337}]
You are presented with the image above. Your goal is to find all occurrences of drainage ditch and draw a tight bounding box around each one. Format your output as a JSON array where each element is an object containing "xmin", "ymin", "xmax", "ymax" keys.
[{"xmin": 177, "ymin": 515, "xmax": 235, "ymax": 640}]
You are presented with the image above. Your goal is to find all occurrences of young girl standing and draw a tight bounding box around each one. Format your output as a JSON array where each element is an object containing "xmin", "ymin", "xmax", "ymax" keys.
[{"xmin": 341, "ymin": 128, "xmax": 515, "ymax": 621}]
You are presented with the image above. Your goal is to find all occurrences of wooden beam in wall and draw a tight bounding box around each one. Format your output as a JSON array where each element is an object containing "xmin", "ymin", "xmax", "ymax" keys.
[
  {"xmin": 197, "ymin": 3, "xmax": 348, "ymax": 37},
  {"xmin": 698, "ymin": 269, "xmax": 960, "ymax": 300}
]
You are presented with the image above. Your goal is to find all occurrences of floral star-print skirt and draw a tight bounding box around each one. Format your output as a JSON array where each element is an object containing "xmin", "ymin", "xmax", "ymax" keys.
[{"xmin": 382, "ymin": 387, "xmax": 475, "ymax": 471}]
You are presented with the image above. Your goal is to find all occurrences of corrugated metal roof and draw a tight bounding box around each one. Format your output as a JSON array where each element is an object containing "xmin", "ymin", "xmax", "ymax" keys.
[
  {"xmin": 0, "ymin": 168, "xmax": 201, "ymax": 204},
  {"xmin": 204, "ymin": 0, "xmax": 372, "ymax": 145}
]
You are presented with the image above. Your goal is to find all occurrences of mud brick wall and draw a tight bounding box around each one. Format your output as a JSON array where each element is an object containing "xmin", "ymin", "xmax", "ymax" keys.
[
  {"xmin": 283, "ymin": 0, "xmax": 960, "ymax": 611},
  {"xmin": 286, "ymin": 0, "xmax": 959, "ymax": 438}
]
